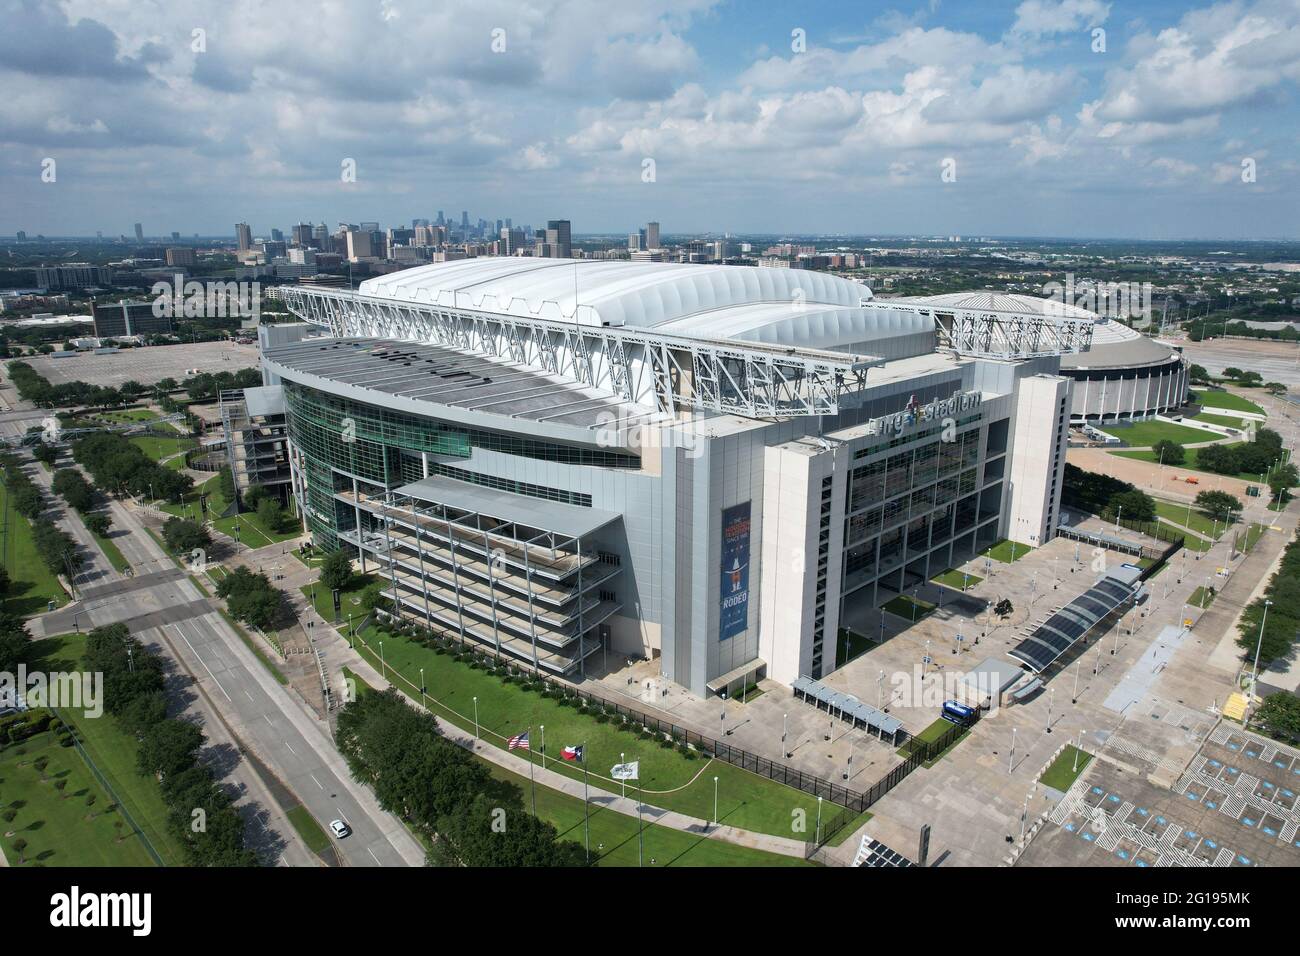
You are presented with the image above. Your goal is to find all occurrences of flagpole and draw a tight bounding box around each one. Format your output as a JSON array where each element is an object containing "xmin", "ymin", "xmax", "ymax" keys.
[
  {"xmin": 527, "ymin": 725, "xmax": 536, "ymax": 816},
  {"xmin": 637, "ymin": 771, "xmax": 644, "ymax": 868},
  {"xmin": 582, "ymin": 741, "xmax": 590, "ymax": 863}
]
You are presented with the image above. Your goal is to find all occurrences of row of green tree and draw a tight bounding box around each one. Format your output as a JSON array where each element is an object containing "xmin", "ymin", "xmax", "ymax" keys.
[
  {"xmin": 336, "ymin": 687, "xmax": 586, "ymax": 866},
  {"xmin": 0, "ymin": 452, "xmax": 45, "ymax": 521},
  {"xmin": 6, "ymin": 361, "xmax": 131, "ymax": 410},
  {"xmin": 50, "ymin": 468, "xmax": 113, "ymax": 538},
  {"xmin": 82, "ymin": 623, "xmax": 258, "ymax": 866},
  {"xmin": 71, "ymin": 432, "xmax": 192, "ymax": 502},
  {"xmin": 1237, "ymin": 531, "xmax": 1300, "ymax": 669},
  {"xmin": 1187, "ymin": 318, "xmax": 1300, "ymax": 343},
  {"xmin": 1194, "ymin": 428, "xmax": 1294, "ymax": 484}
]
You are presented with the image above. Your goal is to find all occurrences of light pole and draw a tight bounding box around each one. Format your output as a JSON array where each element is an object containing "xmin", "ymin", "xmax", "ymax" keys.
[
  {"xmin": 1250, "ymin": 599, "xmax": 1273, "ymax": 694},
  {"xmin": 1072, "ymin": 658, "xmax": 1080, "ymax": 704},
  {"xmin": 419, "ymin": 666, "xmax": 425, "ymax": 710},
  {"xmin": 1009, "ymin": 727, "xmax": 1017, "ymax": 775},
  {"xmin": 1073, "ymin": 729, "xmax": 1083, "ymax": 773},
  {"xmin": 472, "ymin": 696, "xmax": 479, "ymax": 739},
  {"xmin": 620, "ymin": 752, "xmax": 626, "ymax": 799},
  {"xmin": 379, "ymin": 641, "xmax": 385, "ymax": 679},
  {"xmin": 877, "ymin": 669, "xmax": 886, "ymax": 713},
  {"xmin": 712, "ymin": 775, "xmax": 719, "ymax": 827},
  {"xmin": 1114, "ymin": 505, "xmax": 1123, "ymax": 532},
  {"xmin": 782, "ymin": 713, "xmax": 789, "ymax": 759},
  {"xmin": 815, "ymin": 796, "xmax": 823, "ymax": 845},
  {"xmin": 1046, "ymin": 687, "xmax": 1055, "ymax": 734}
]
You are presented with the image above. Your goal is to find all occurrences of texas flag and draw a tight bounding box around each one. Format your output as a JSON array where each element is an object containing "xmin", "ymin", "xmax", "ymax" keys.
[{"xmin": 561, "ymin": 745, "xmax": 584, "ymax": 762}]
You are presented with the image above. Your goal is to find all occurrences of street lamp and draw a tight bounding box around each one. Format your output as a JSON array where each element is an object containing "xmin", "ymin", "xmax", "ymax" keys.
[
  {"xmin": 419, "ymin": 667, "xmax": 425, "ymax": 709},
  {"xmin": 1250, "ymin": 599, "xmax": 1274, "ymax": 694},
  {"xmin": 712, "ymin": 776, "xmax": 719, "ymax": 827},
  {"xmin": 472, "ymin": 696, "xmax": 479, "ymax": 739}
]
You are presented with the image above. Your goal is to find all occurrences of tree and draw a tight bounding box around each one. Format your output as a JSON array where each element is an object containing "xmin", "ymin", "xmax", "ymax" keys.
[
  {"xmin": 1188, "ymin": 364, "xmax": 1210, "ymax": 384},
  {"xmin": 1110, "ymin": 488, "xmax": 1156, "ymax": 523},
  {"xmin": 31, "ymin": 442, "xmax": 57, "ymax": 466},
  {"xmin": 319, "ymin": 549, "xmax": 354, "ymax": 592},
  {"xmin": 1194, "ymin": 489, "xmax": 1243, "ymax": 523},
  {"xmin": 994, "ymin": 598, "xmax": 1014, "ymax": 618},
  {"xmin": 1269, "ymin": 463, "xmax": 1298, "ymax": 504},
  {"xmin": 1266, "ymin": 382, "xmax": 1288, "ymax": 396},
  {"xmin": 255, "ymin": 496, "xmax": 284, "ymax": 534},
  {"xmin": 83, "ymin": 511, "xmax": 112, "ymax": 537},
  {"xmin": 1222, "ymin": 367, "xmax": 1243, "ymax": 380},
  {"xmin": 1151, "ymin": 439, "xmax": 1185, "ymax": 466},
  {"xmin": 137, "ymin": 719, "xmax": 204, "ymax": 780},
  {"xmin": 1195, "ymin": 442, "xmax": 1240, "ymax": 475},
  {"xmin": 0, "ymin": 566, "xmax": 9, "ymax": 596},
  {"xmin": 162, "ymin": 517, "xmax": 211, "ymax": 555},
  {"xmin": 11, "ymin": 482, "xmax": 44, "ymax": 520},
  {"xmin": 1253, "ymin": 693, "xmax": 1300, "ymax": 743},
  {"xmin": 242, "ymin": 484, "xmax": 268, "ymax": 508}
]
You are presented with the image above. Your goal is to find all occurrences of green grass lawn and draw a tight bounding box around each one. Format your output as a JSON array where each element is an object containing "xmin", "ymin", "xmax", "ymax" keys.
[
  {"xmin": 286, "ymin": 805, "xmax": 332, "ymax": 855},
  {"xmin": 897, "ymin": 717, "xmax": 967, "ymax": 767},
  {"xmin": 1192, "ymin": 390, "xmax": 1265, "ymax": 417},
  {"xmin": 79, "ymin": 512, "xmax": 132, "ymax": 573},
  {"xmin": 0, "ymin": 484, "xmax": 69, "ymax": 616},
  {"xmin": 1234, "ymin": 523, "xmax": 1267, "ymax": 553},
  {"xmin": 160, "ymin": 472, "xmax": 231, "ymax": 522},
  {"xmin": 1152, "ymin": 499, "xmax": 1230, "ymax": 539},
  {"xmin": 881, "ymin": 594, "xmax": 936, "ymax": 621},
  {"xmin": 1040, "ymin": 746, "xmax": 1093, "ymax": 791},
  {"xmin": 37, "ymin": 634, "xmax": 189, "ymax": 864},
  {"xmin": 0, "ymin": 730, "xmax": 158, "ymax": 866},
  {"xmin": 1099, "ymin": 419, "xmax": 1215, "ymax": 447},
  {"xmin": 1112, "ymin": 443, "xmax": 1263, "ymax": 481},
  {"xmin": 1193, "ymin": 411, "xmax": 1250, "ymax": 429},
  {"xmin": 346, "ymin": 623, "xmax": 845, "ymax": 841},
  {"xmin": 1188, "ymin": 585, "xmax": 1217, "ymax": 610},
  {"xmin": 342, "ymin": 665, "xmax": 814, "ymax": 864},
  {"xmin": 300, "ymin": 574, "xmax": 375, "ymax": 626},
  {"xmin": 931, "ymin": 568, "xmax": 983, "ymax": 590},
  {"xmin": 130, "ymin": 434, "xmax": 197, "ymax": 462},
  {"xmin": 213, "ymin": 502, "xmax": 301, "ymax": 548},
  {"xmin": 980, "ymin": 538, "xmax": 1033, "ymax": 563},
  {"xmin": 835, "ymin": 628, "xmax": 877, "ymax": 667},
  {"xmin": 485, "ymin": 763, "xmax": 815, "ymax": 867},
  {"xmin": 97, "ymin": 407, "xmax": 159, "ymax": 424}
]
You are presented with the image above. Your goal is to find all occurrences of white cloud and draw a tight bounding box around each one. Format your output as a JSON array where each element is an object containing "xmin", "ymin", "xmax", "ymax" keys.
[{"xmin": 1010, "ymin": 0, "xmax": 1110, "ymax": 37}]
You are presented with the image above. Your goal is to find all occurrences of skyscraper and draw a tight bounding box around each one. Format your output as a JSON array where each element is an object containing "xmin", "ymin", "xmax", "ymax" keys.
[
  {"xmin": 134, "ymin": 223, "xmax": 144, "ymax": 242},
  {"xmin": 646, "ymin": 221, "xmax": 660, "ymax": 250},
  {"xmin": 236, "ymin": 222, "xmax": 252, "ymax": 252},
  {"xmin": 538, "ymin": 219, "xmax": 572, "ymax": 258}
]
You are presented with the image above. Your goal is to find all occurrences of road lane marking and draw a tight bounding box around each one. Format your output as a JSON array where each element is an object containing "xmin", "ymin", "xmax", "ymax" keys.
[
  {"xmin": 284, "ymin": 740, "xmax": 297, "ymax": 756},
  {"xmin": 310, "ymin": 773, "xmax": 324, "ymax": 790},
  {"xmin": 170, "ymin": 623, "xmax": 232, "ymax": 701},
  {"xmin": 368, "ymin": 846, "xmax": 382, "ymax": 866}
]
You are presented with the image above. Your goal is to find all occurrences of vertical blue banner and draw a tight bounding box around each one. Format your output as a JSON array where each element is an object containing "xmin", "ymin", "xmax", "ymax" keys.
[{"xmin": 719, "ymin": 502, "xmax": 751, "ymax": 641}]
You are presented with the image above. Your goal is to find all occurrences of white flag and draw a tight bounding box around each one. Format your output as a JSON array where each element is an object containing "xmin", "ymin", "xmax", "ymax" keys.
[{"xmin": 610, "ymin": 761, "xmax": 639, "ymax": 781}]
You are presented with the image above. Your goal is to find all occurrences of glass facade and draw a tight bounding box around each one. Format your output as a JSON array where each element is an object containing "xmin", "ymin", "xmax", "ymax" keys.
[
  {"xmin": 840, "ymin": 422, "xmax": 991, "ymax": 597},
  {"xmin": 283, "ymin": 381, "xmax": 626, "ymax": 547}
]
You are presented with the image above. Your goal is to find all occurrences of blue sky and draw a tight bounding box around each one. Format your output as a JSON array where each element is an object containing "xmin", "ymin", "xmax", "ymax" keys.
[{"xmin": 1, "ymin": 0, "xmax": 1298, "ymax": 239}]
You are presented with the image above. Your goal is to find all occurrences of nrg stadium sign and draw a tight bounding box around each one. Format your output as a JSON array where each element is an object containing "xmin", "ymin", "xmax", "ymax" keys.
[{"xmin": 865, "ymin": 388, "xmax": 982, "ymax": 438}]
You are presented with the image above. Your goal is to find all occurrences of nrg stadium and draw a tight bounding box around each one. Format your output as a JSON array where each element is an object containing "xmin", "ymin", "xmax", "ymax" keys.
[{"xmin": 257, "ymin": 258, "xmax": 1107, "ymax": 699}]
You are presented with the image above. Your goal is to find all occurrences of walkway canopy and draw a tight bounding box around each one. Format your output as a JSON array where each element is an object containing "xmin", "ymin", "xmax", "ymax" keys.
[
  {"xmin": 1008, "ymin": 565, "xmax": 1144, "ymax": 673},
  {"xmin": 793, "ymin": 676, "xmax": 904, "ymax": 741}
]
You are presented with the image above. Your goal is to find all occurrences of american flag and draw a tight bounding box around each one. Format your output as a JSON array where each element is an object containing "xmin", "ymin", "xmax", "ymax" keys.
[{"xmin": 507, "ymin": 731, "xmax": 530, "ymax": 751}]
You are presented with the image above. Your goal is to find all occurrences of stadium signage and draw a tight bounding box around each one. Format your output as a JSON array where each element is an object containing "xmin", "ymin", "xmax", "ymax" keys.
[{"xmin": 866, "ymin": 388, "xmax": 981, "ymax": 437}]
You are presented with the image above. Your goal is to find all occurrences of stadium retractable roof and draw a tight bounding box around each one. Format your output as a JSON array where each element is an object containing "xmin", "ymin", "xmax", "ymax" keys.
[{"xmin": 1008, "ymin": 565, "xmax": 1144, "ymax": 674}]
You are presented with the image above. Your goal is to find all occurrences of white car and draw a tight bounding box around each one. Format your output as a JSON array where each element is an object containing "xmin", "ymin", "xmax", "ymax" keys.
[{"xmin": 329, "ymin": 819, "xmax": 351, "ymax": 839}]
